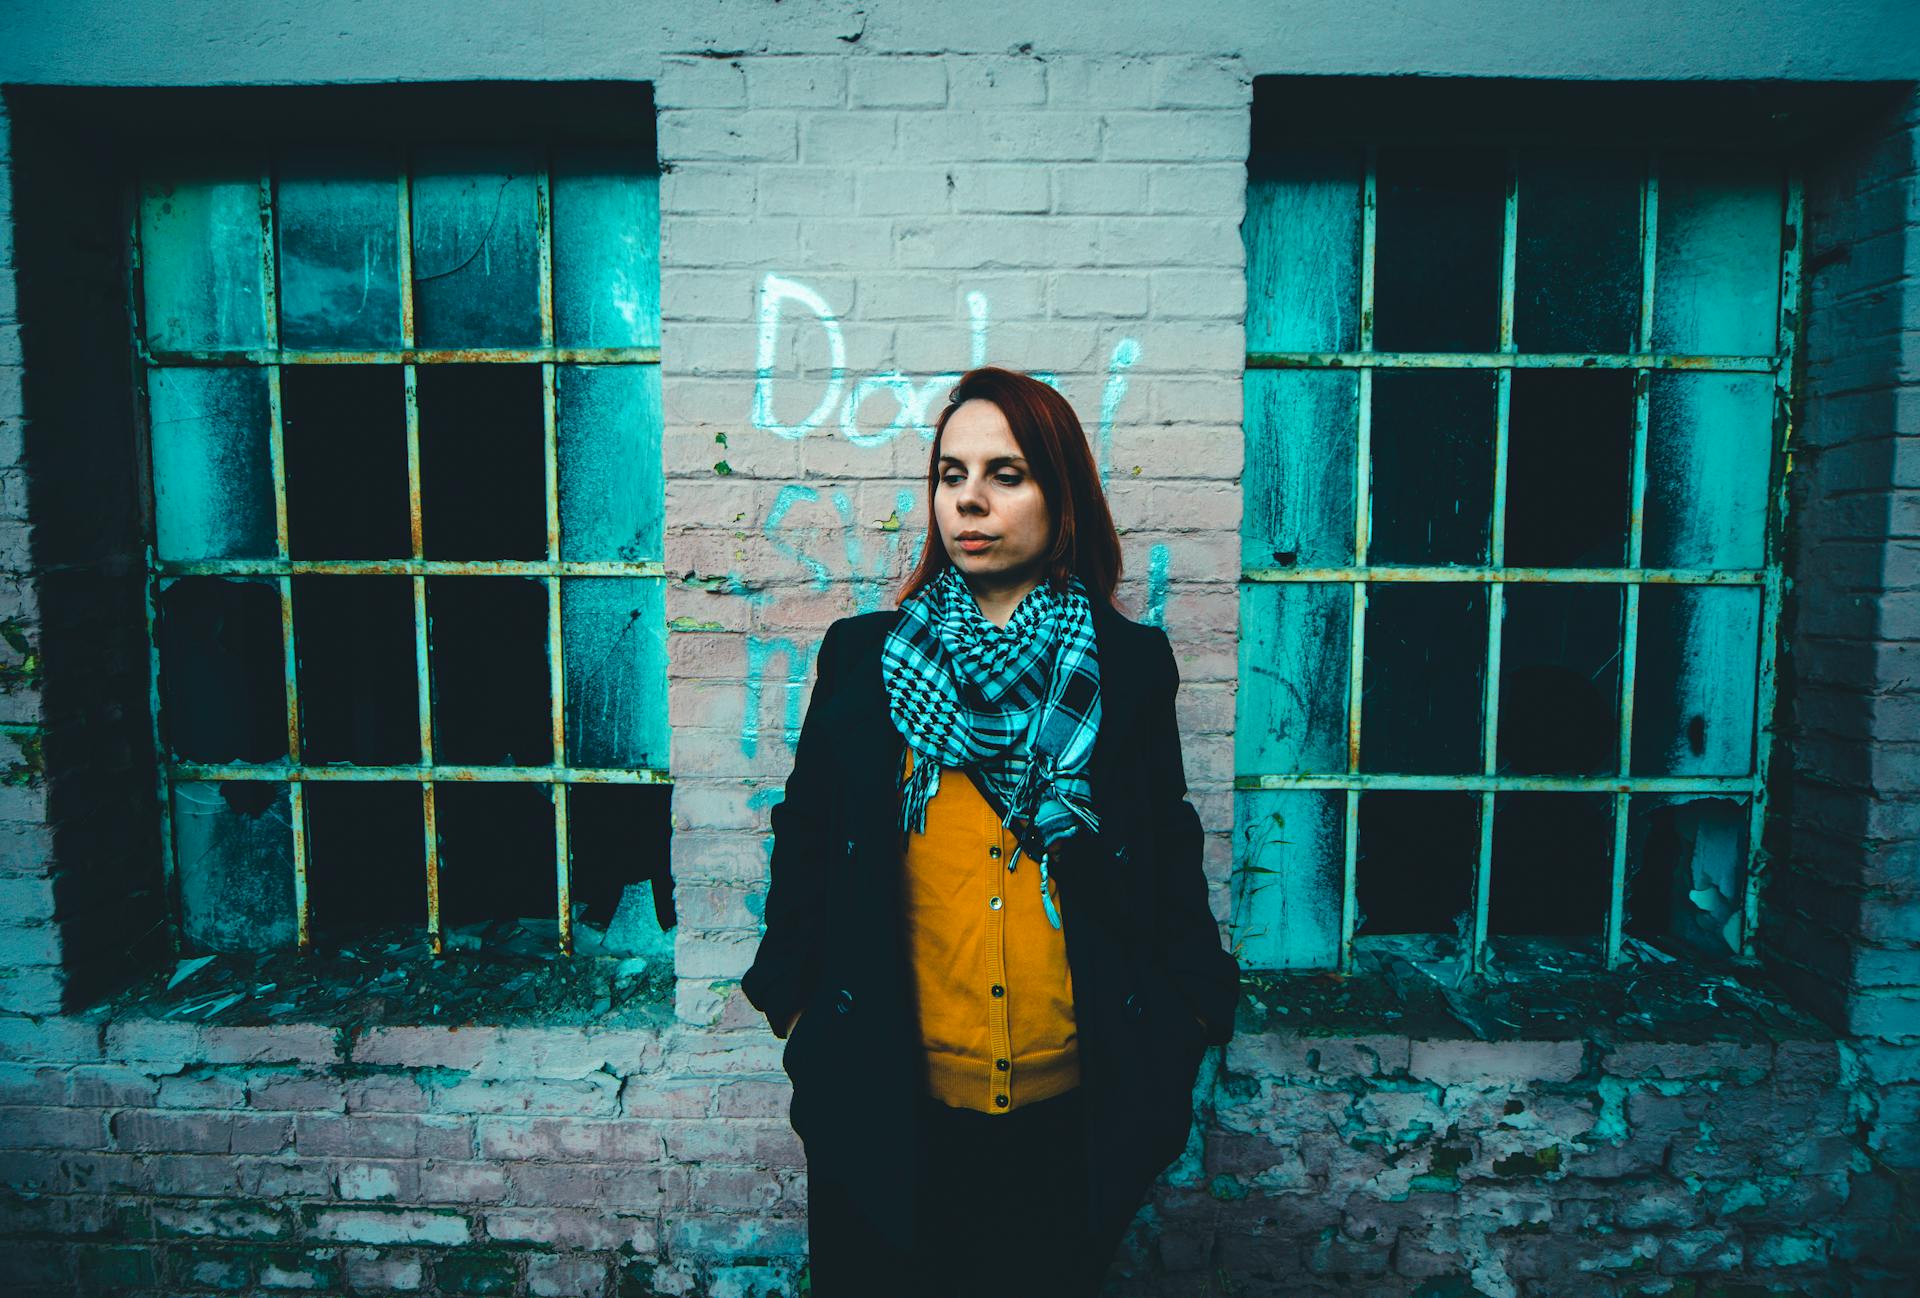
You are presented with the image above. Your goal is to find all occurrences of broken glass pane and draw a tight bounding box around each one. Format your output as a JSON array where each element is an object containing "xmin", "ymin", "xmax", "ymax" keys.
[
  {"xmin": 292, "ymin": 576, "xmax": 419, "ymax": 766},
  {"xmin": 1356, "ymin": 791, "xmax": 1477, "ymax": 936},
  {"xmin": 410, "ymin": 147, "xmax": 544, "ymax": 348},
  {"xmin": 1513, "ymin": 150, "xmax": 1642, "ymax": 354},
  {"xmin": 557, "ymin": 364, "xmax": 665, "ymax": 563},
  {"xmin": 551, "ymin": 148, "xmax": 660, "ymax": 350},
  {"xmin": 1237, "ymin": 583, "xmax": 1350, "ymax": 776},
  {"xmin": 562, "ymin": 578, "xmax": 669, "ymax": 771},
  {"xmin": 305, "ymin": 781, "xmax": 427, "ymax": 942},
  {"xmin": 282, "ymin": 364, "xmax": 411, "ymax": 560},
  {"xmin": 1372, "ymin": 148, "xmax": 1505, "ymax": 353},
  {"xmin": 1360, "ymin": 583, "xmax": 1486, "ymax": 775},
  {"xmin": 569, "ymin": 783, "xmax": 676, "ymax": 957},
  {"xmin": 275, "ymin": 150, "xmax": 403, "ymax": 351},
  {"xmin": 1644, "ymin": 372, "xmax": 1774, "ymax": 571},
  {"xmin": 1244, "ymin": 149, "xmax": 1365, "ymax": 353},
  {"xmin": 1231, "ymin": 788, "xmax": 1344, "ymax": 970},
  {"xmin": 1632, "ymin": 585, "xmax": 1760, "ymax": 778},
  {"xmin": 1489, "ymin": 792, "xmax": 1610, "ymax": 936},
  {"xmin": 1368, "ymin": 369, "xmax": 1495, "ymax": 566},
  {"xmin": 139, "ymin": 162, "xmax": 270, "ymax": 353},
  {"xmin": 1625, "ymin": 794, "xmax": 1746, "ymax": 957},
  {"xmin": 1242, "ymin": 369, "xmax": 1358, "ymax": 570},
  {"xmin": 1652, "ymin": 154, "xmax": 1783, "ymax": 358},
  {"xmin": 426, "ymin": 576, "xmax": 553, "ymax": 767},
  {"xmin": 172, "ymin": 781, "xmax": 297, "ymax": 952},
  {"xmin": 1496, "ymin": 583, "xmax": 1624, "ymax": 776},
  {"xmin": 417, "ymin": 364, "xmax": 548, "ymax": 560},
  {"xmin": 157, "ymin": 577, "xmax": 286, "ymax": 764},
  {"xmin": 147, "ymin": 366, "xmax": 277, "ymax": 562},
  {"xmin": 434, "ymin": 781, "xmax": 558, "ymax": 931},
  {"xmin": 1504, "ymin": 370, "xmax": 1634, "ymax": 568}
]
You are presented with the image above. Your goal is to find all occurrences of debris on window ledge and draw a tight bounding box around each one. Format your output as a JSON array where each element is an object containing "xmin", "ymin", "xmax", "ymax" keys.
[
  {"xmin": 79, "ymin": 915, "xmax": 676, "ymax": 1030},
  {"xmin": 1235, "ymin": 933, "xmax": 1831, "ymax": 1046}
]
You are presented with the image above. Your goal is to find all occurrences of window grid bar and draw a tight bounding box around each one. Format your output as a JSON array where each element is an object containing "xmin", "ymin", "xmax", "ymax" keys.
[
  {"xmin": 1609, "ymin": 157, "xmax": 1661, "ymax": 969},
  {"xmin": 1248, "ymin": 351, "xmax": 1774, "ymax": 373},
  {"xmin": 155, "ymin": 558, "xmax": 669, "ymax": 578},
  {"xmin": 1474, "ymin": 150, "xmax": 1521, "ymax": 970},
  {"xmin": 397, "ymin": 154, "xmax": 444, "ymax": 953},
  {"xmin": 1237, "ymin": 773, "xmax": 1752, "ymax": 795},
  {"xmin": 168, "ymin": 762, "xmax": 673, "ymax": 785},
  {"xmin": 1341, "ymin": 147, "xmax": 1379, "ymax": 973},
  {"xmin": 1746, "ymin": 172, "xmax": 1806, "ymax": 958},
  {"xmin": 127, "ymin": 179, "xmax": 183, "ymax": 961},
  {"xmin": 257, "ymin": 167, "xmax": 314, "ymax": 952},
  {"xmin": 535, "ymin": 158, "xmax": 575, "ymax": 957},
  {"xmin": 1243, "ymin": 565, "xmax": 1764, "ymax": 585},
  {"xmin": 136, "ymin": 346, "xmax": 661, "ymax": 367}
]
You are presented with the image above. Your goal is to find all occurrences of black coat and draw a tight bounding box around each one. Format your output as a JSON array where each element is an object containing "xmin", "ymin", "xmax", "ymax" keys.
[{"xmin": 741, "ymin": 596, "xmax": 1242, "ymax": 1250}]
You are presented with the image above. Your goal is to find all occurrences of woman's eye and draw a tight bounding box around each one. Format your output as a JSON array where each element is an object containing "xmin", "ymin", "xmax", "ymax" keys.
[{"xmin": 996, "ymin": 475, "xmax": 1021, "ymax": 486}]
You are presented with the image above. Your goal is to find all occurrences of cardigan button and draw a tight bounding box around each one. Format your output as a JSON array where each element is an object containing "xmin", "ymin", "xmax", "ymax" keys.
[
  {"xmin": 834, "ymin": 989, "xmax": 854, "ymax": 1014},
  {"xmin": 994, "ymin": 1095, "xmax": 1009, "ymax": 1108},
  {"xmin": 990, "ymin": 984, "xmax": 1004, "ymax": 998}
]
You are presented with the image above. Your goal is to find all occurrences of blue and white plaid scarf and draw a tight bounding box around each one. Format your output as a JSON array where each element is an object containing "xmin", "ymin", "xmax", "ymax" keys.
[{"xmin": 883, "ymin": 566, "xmax": 1102, "ymax": 927}]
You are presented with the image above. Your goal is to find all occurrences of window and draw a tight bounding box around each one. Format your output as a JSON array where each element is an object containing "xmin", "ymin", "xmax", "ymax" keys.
[
  {"xmin": 1233, "ymin": 84, "xmax": 1799, "ymax": 974},
  {"xmin": 135, "ymin": 129, "xmax": 672, "ymax": 962}
]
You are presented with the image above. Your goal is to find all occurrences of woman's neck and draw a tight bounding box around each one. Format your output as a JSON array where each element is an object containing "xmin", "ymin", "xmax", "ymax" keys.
[{"xmin": 962, "ymin": 569, "xmax": 1042, "ymax": 628}]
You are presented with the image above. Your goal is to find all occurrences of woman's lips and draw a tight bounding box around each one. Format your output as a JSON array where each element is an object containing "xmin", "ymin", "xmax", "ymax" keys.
[{"xmin": 957, "ymin": 537, "xmax": 995, "ymax": 552}]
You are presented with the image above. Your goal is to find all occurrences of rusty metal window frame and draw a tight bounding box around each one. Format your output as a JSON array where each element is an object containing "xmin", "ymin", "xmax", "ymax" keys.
[
  {"xmin": 129, "ymin": 150, "xmax": 667, "ymax": 959},
  {"xmin": 1237, "ymin": 147, "xmax": 1804, "ymax": 974}
]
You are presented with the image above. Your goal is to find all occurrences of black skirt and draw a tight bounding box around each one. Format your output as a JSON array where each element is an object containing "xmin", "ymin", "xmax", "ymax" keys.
[{"xmin": 804, "ymin": 1087, "xmax": 1134, "ymax": 1298}]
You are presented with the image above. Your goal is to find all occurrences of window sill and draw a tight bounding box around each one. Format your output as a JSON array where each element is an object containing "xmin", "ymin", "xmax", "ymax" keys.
[
  {"xmin": 73, "ymin": 925, "xmax": 676, "ymax": 1031},
  {"xmin": 1232, "ymin": 934, "xmax": 1833, "ymax": 1048}
]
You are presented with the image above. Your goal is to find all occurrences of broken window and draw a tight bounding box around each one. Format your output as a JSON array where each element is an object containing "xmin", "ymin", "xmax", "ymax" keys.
[
  {"xmin": 136, "ymin": 130, "xmax": 673, "ymax": 969},
  {"xmin": 1234, "ymin": 83, "xmax": 1795, "ymax": 974}
]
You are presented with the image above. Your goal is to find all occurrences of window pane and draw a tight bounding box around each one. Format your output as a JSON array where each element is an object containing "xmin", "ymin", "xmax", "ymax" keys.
[
  {"xmin": 426, "ymin": 576, "xmax": 553, "ymax": 767},
  {"xmin": 1625, "ymin": 794, "xmax": 1745, "ymax": 957},
  {"xmin": 305, "ymin": 782, "xmax": 428, "ymax": 942},
  {"xmin": 410, "ymin": 147, "xmax": 544, "ymax": 348},
  {"xmin": 275, "ymin": 150, "xmax": 403, "ymax": 350},
  {"xmin": 1244, "ymin": 150, "xmax": 1364, "ymax": 353},
  {"xmin": 552, "ymin": 148, "xmax": 660, "ymax": 350},
  {"xmin": 1489, "ymin": 792, "xmax": 1610, "ymax": 936},
  {"xmin": 1359, "ymin": 584, "xmax": 1486, "ymax": 775},
  {"xmin": 1644, "ymin": 372, "xmax": 1774, "ymax": 571},
  {"xmin": 417, "ymin": 364, "xmax": 548, "ymax": 560},
  {"xmin": 1232, "ymin": 789, "xmax": 1344, "ymax": 970},
  {"xmin": 1496, "ymin": 583, "xmax": 1624, "ymax": 776},
  {"xmin": 558, "ymin": 364, "xmax": 665, "ymax": 562},
  {"xmin": 1237, "ymin": 583, "xmax": 1350, "ymax": 776},
  {"xmin": 1356, "ymin": 791, "xmax": 1477, "ymax": 936},
  {"xmin": 147, "ymin": 367, "xmax": 277, "ymax": 562},
  {"xmin": 1368, "ymin": 369, "xmax": 1496, "ymax": 566},
  {"xmin": 172, "ymin": 781, "xmax": 297, "ymax": 953},
  {"xmin": 1652, "ymin": 154, "xmax": 1783, "ymax": 357},
  {"xmin": 1632, "ymin": 585, "xmax": 1760, "ymax": 778},
  {"xmin": 563, "ymin": 578, "xmax": 669, "ymax": 770},
  {"xmin": 435, "ymin": 782, "xmax": 558, "ymax": 936},
  {"xmin": 1504, "ymin": 370, "xmax": 1634, "ymax": 568},
  {"xmin": 1242, "ymin": 369, "xmax": 1357, "ymax": 570},
  {"xmin": 1513, "ymin": 151, "xmax": 1642, "ymax": 354},
  {"xmin": 282, "ymin": 365, "xmax": 412, "ymax": 560},
  {"xmin": 292, "ymin": 576, "xmax": 420, "ymax": 766},
  {"xmin": 157, "ymin": 577, "xmax": 286, "ymax": 764},
  {"xmin": 139, "ymin": 163, "xmax": 270, "ymax": 352},
  {"xmin": 569, "ymin": 784, "xmax": 676, "ymax": 951},
  {"xmin": 1372, "ymin": 149, "xmax": 1504, "ymax": 353}
]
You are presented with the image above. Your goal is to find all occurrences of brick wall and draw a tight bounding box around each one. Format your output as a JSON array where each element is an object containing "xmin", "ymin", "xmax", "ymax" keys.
[{"xmin": 0, "ymin": 51, "xmax": 1916, "ymax": 1298}]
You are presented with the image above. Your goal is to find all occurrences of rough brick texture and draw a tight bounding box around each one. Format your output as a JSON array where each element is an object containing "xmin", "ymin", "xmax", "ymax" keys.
[{"xmin": 0, "ymin": 26, "xmax": 1917, "ymax": 1298}]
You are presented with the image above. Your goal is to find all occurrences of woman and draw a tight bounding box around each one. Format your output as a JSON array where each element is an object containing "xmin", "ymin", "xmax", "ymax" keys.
[{"xmin": 741, "ymin": 366, "xmax": 1240, "ymax": 1298}]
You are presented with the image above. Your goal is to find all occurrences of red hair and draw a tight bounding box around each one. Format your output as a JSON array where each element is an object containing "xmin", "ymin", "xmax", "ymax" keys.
[{"xmin": 895, "ymin": 366, "xmax": 1125, "ymax": 610}]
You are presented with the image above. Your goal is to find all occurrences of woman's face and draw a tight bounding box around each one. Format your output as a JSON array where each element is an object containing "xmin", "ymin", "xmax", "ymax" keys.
[{"xmin": 934, "ymin": 398, "xmax": 1054, "ymax": 594}]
